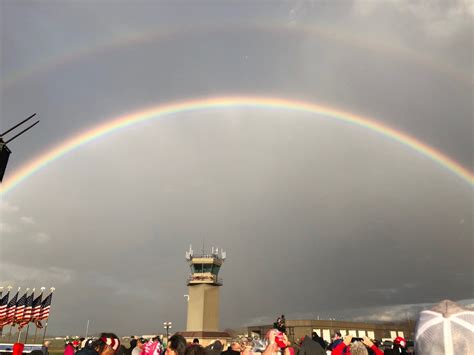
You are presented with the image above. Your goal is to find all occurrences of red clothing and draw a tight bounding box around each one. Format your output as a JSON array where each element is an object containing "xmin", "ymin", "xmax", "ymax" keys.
[
  {"xmin": 331, "ymin": 342, "xmax": 383, "ymax": 355},
  {"xmin": 64, "ymin": 344, "xmax": 75, "ymax": 355},
  {"xmin": 13, "ymin": 343, "xmax": 24, "ymax": 355}
]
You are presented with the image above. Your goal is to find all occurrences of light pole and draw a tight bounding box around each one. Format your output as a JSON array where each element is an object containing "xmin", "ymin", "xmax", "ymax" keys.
[{"xmin": 163, "ymin": 322, "xmax": 172, "ymax": 341}]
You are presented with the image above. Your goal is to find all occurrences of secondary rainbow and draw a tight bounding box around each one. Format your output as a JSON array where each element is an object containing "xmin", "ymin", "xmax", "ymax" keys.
[
  {"xmin": 1, "ymin": 96, "xmax": 472, "ymax": 195},
  {"xmin": 3, "ymin": 23, "xmax": 470, "ymax": 90}
]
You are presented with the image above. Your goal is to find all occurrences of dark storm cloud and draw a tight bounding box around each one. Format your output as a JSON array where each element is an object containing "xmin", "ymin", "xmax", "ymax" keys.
[{"xmin": 1, "ymin": 0, "xmax": 472, "ymax": 335}]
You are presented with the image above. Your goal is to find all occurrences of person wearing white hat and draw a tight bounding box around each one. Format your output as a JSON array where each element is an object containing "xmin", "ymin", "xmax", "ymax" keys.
[{"xmin": 414, "ymin": 299, "xmax": 474, "ymax": 355}]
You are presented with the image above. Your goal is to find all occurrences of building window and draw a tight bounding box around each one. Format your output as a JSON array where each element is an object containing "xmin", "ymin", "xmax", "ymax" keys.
[
  {"xmin": 312, "ymin": 329, "xmax": 321, "ymax": 336},
  {"xmin": 358, "ymin": 330, "xmax": 366, "ymax": 338},
  {"xmin": 367, "ymin": 331, "xmax": 375, "ymax": 339},
  {"xmin": 349, "ymin": 330, "xmax": 357, "ymax": 336},
  {"xmin": 390, "ymin": 331, "xmax": 397, "ymax": 339},
  {"xmin": 322, "ymin": 329, "xmax": 330, "ymax": 342},
  {"xmin": 340, "ymin": 330, "xmax": 347, "ymax": 336},
  {"xmin": 397, "ymin": 331, "xmax": 404, "ymax": 338}
]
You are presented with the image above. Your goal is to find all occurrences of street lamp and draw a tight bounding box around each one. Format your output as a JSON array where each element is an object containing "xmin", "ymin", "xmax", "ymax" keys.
[{"xmin": 163, "ymin": 322, "xmax": 172, "ymax": 341}]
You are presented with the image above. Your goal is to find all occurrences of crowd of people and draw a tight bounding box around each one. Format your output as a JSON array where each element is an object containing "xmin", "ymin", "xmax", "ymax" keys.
[{"xmin": 9, "ymin": 299, "xmax": 470, "ymax": 355}]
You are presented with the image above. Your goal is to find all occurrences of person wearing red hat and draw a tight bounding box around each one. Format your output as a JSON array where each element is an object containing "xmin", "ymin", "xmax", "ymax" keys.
[
  {"xmin": 383, "ymin": 336, "xmax": 407, "ymax": 355},
  {"xmin": 92, "ymin": 333, "xmax": 121, "ymax": 355}
]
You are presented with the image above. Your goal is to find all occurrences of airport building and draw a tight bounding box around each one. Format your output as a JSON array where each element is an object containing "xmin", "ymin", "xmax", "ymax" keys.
[
  {"xmin": 177, "ymin": 246, "xmax": 231, "ymax": 346},
  {"xmin": 247, "ymin": 318, "xmax": 415, "ymax": 342}
]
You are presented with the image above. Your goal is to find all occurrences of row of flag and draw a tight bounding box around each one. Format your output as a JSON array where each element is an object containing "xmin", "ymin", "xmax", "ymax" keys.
[{"xmin": 0, "ymin": 287, "xmax": 54, "ymax": 330}]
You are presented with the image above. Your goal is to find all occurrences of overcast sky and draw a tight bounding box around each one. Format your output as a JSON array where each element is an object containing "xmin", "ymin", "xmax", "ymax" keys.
[{"xmin": 0, "ymin": 0, "xmax": 472, "ymax": 336}]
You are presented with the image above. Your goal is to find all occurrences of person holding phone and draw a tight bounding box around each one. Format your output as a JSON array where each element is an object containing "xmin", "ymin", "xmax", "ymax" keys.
[{"xmin": 331, "ymin": 336, "xmax": 383, "ymax": 355}]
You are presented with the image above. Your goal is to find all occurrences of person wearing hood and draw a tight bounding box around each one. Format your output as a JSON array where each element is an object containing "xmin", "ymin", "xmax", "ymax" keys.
[
  {"xmin": 310, "ymin": 333, "xmax": 326, "ymax": 351},
  {"xmin": 297, "ymin": 335, "xmax": 325, "ymax": 355}
]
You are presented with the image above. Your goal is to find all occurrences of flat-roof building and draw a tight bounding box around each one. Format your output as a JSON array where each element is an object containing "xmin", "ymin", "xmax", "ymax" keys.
[{"xmin": 247, "ymin": 318, "xmax": 415, "ymax": 343}]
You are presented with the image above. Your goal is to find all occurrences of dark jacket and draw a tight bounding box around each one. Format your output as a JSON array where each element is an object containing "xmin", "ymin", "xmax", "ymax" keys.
[
  {"xmin": 220, "ymin": 347, "xmax": 240, "ymax": 355},
  {"xmin": 75, "ymin": 347, "xmax": 98, "ymax": 355},
  {"xmin": 311, "ymin": 336, "xmax": 326, "ymax": 350},
  {"xmin": 206, "ymin": 341, "xmax": 223, "ymax": 355},
  {"xmin": 297, "ymin": 336, "xmax": 325, "ymax": 355},
  {"xmin": 384, "ymin": 347, "xmax": 408, "ymax": 355}
]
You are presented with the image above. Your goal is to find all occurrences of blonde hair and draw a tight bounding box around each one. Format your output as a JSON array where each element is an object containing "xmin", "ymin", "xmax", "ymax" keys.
[
  {"xmin": 349, "ymin": 342, "xmax": 368, "ymax": 355},
  {"xmin": 239, "ymin": 337, "xmax": 252, "ymax": 349}
]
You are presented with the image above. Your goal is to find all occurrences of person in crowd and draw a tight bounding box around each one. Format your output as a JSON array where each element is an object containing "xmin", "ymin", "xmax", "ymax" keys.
[
  {"xmin": 311, "ymin": 333, "xmax": 326, "ymax": 351},
  {"xmin": 331, "ymin": 336, "xmax": 382, "ymax": 355},
  {"xmin": 91, "ymin": 333, "xmax": 121, "ymax": 355},
  {"xmin": 64, "ymin": 342, "xmax": 75, "ymax": 355},
  {"xmin": 193, "ymin": 339, "xmax": 200, "ymax": 345},
  {"xmin": 383, "ymin": 337, "xmax": 407, "ymax": 355},
  {"xmin": 261, "ymin": 329, "xmax": 292, "ymax": 355},
  {"xmin": 132, "ymin": 339, "xmax": 147, "ymax": 355},
  {"xmin": 128, "ymin": 338, "xmax": 138, "ymax": 355},
  {"xmin": 143, "ymin": 336, "xmax": 163, "ymax": 355},
  {"xmin": 165, "ymin": 334, "xmax": 187, "ymax": 355},
  {"xmin": 41, "ymin": 340, "xmax": 51, "ymax": 355},
  {"xmin": 76, "ymin": 339, "xmax": 98, "ymax": 355},
  {"xmin": 221, "ymin": 339, "xmax": 241, "ymax": 355},
  {"xmin": 204, "ymin": 340, "xmax": 223, "ymax": 355},
  {"xmin": 297, "ymin": 335, "xmax": 325, "ymax": 355},
  {"xmin": 185, "ymin": 344, "xmax": 205, "ymax": 355},
  {"xmin": 273, "ymin": 315, "xmax": 286, "ymax": 334},
  {"xmin": 414, "ymin": 299, "xmax": 474, "ymax": 354},
  {"xmin": 239, "ymin": 337, "xmax": 254, "ymax": 355},
  {"xmin": 117, "ymin": 345, "xmax": 130, "ymax": 355},
  {"xmin": 327, "ymin": 332, "xmax": 342, "ymax": 352}
]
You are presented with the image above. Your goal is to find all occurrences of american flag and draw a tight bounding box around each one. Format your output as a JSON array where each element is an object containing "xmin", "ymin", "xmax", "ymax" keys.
[
  {"xmin": 5, "ymin": 290, "xmax": 19, "ymax": 321},
  {"xmin": 18, "ymin": 291, "xmax": 34, "ymax": 329},
  {"xmin": 32, "ymin": 292, "xmax": 43, "ymax": 320},
  {"xmin": 0, "ymin": 290, "xmax": 9, "ymax": 321},
  {"xmin": 14, "ymin": 291, "xmax": 28, "ymax": 322},
  {"xmin": 38, "ymin": 291, "xmax": 53, "ymax": 320}
]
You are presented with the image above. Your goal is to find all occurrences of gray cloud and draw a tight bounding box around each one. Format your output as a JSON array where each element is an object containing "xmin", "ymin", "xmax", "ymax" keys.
[
  {"xmin": 0, "ymin": 0, "xmax": 472, "ymax": 336},
  {"xmin": 20, "ymin": 216, "xmax": 35, "ymax": 225}
]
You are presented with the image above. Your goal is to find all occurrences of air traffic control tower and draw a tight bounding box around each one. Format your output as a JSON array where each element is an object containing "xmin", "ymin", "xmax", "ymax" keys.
[{"xmin": 179, "ymin": 245, "xmax": 230, "ymax": 346}]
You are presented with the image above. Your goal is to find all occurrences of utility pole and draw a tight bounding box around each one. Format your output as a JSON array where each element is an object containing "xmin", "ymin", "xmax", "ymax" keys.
[{"xmin": 163, "ymin": 322, "xmax": 172, "ymax": 341}]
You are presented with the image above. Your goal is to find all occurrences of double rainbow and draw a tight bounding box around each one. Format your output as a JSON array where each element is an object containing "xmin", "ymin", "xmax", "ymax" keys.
[{"xmin": 1, "ymin": 96, "xmax": 472, "ymax": 195}]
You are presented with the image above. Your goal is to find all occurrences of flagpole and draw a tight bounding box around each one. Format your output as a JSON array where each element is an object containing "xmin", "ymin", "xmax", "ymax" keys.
[
  {"xmin": 33, "ymin": 287, "xmax": 45, "ymax": 344},
  {"xmin": 24, "ymin": 323, "xmax": 31, "ymax": 344},
  {"xmin": 8, "ymin": 287, "xmax": 21, "ymax": 343},
  {"xmin": 7, "ymin": 324, "xmax": 13, "ymax": 343},
  {"xmin": 33, "ymin": 325, "xmax": 38, "ymax": 344},
  {"xmin": 0, "ymin": 287, "xmax": 3, "ymax": 339},
  {"xmin": 23, "ymin": 288, "xmax": 35, "ymax": 345},
  {"xmin": 41, "ymin": 321, "xmax": 48, "ymax": 344},
  {"xmin": 3, "ymin": 286, "xmax": 12, "ymax": 342},
  {"xmin": 85, "ymin": 320, "xmax": 90, "ymax": 339},
  {"xmin": 16, "ymin": 328, "xmax": 22, "ymax": 343},
  {"xmin": 41, "ymin": 287, "xmax": 54, "ymax": 344}
]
